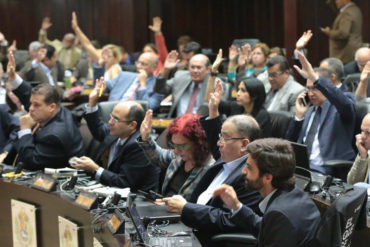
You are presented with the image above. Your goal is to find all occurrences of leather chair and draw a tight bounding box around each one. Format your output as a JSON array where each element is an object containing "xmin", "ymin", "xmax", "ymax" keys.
[
  {"xmin": 268, "ymin": 110, "xmax": 293, "ymax": 138},
  {"xmin": 343, "ymin": 73, "xmax": 361, "ymax": 93}
]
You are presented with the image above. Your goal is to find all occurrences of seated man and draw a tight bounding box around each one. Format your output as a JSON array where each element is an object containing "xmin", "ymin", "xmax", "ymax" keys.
[
  {"xmin": 320, "ymin": 57, "xmax": 348, "ymax": 91},
  {"xmin": 344, "ymin": 47, "xmax": 370, "ymax": 76},
  {"xmin": 6, "ymin": 52, "xmax": 84, "ymax": 170},
  {"xmin": 263, "ymin": 55, "xmax": 305, "ymax": 113},
  {"xmin": 0, "ymin": 104, "xmax": 19, "ymax": 163},
  {"xmin": 94, "ymin": 52, "xmax": 164, "ymax": 110},
  {"xmin": 154, "ymin": 52, "xmax": 226, "ymax": 118},
  {"xmin": 347, "ymin": 113, "xmax": 370, "ymax": 188},
  {"xmin": 70, "ymin": 78, "xmax": 160, "ymax": 190},
  {"xmin": 286, "ymin": 52, "xmax": 356, "ymax": 175},
  {"xmin": 160, "ymin": 95, "xmax": 262, "ymax": 243},
  {"xmin": 213, "ymin": 138, "xmax": 321, "ymax": 247}
]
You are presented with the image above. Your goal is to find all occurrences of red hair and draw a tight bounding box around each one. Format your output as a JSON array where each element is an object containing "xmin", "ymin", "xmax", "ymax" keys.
[{"xmin": 167, "ymin": 113, "xmax": 210, "ymax": 167}]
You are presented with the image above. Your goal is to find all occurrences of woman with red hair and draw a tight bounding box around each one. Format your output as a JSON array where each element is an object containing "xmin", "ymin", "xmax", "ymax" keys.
[{"xmin": 138, "ymin": 110, "xmax": 214, "ymax": 200}]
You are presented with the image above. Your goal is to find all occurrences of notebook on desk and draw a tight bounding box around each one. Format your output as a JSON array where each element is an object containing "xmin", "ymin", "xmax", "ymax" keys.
[{"xmin": 126, "ymin": 194, "xmax": 195, "ymax": 246}]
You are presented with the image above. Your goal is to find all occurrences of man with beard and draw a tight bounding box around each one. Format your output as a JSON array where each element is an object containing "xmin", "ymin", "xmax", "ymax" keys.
[{"xmin": 213, "ymin": 138, "xmax": 321, "ymax": 247}]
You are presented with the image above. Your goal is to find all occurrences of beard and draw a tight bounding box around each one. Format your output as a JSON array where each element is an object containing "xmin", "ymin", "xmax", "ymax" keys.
[{"xmin": 244, "ymin": 177, "xmax": 263, "ymax": 191}]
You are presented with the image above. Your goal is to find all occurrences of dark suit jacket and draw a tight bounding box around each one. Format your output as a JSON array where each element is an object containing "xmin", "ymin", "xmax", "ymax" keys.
[
  {"xmin": 84, "ymin": 110, "xmax": 159, "ymax": 191},
  {"xmin": 286, "ymin": 76, "xmax": 356, "ymax": 163},
  {"xmin": 180, "ymin": 116, "xmax": 262, "ymax": 235},
  {"xmin": 12, "ymin": 81, "xmax": 85, "ymax": 170},
  {"xmin": 0, "ymin": 104, "xmax": 19, "ymax": 153},
  {"xmin": 344, "ymin": 61, "xmax": 360, "ymax": 77},
  {"xmin": 232, "ymin": 187, "xmax": 321, "ymax": 247}
]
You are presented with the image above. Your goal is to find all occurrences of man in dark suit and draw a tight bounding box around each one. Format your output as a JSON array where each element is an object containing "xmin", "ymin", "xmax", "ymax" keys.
[
  {"xmin": 6, "ymin": 52, "xmax": 84, "ymax": 170},
  {"xmin": 0, "ymin": 104, "xmax": 19, "ymax": 163},
  {"xmin": 286, "ymin": 51, "xmax": 356, "ymax": 174},
  {"xmin": 320, "ymin": 57, "xmax": 348, "ymax": 92},
  {"xmin": 213, "ymin": 138, "xmax": 321, "ymax": 247},
  {"xmin": 160, "ymin": 93, "xmax": 262, "ymax": 243},
  {"xmin": 344, "ymin": 47, "xmax": 370, "ymax": 76},
  {"xmin": 70, "ymin": 78, "xmax": 159, "ymax": 191}
]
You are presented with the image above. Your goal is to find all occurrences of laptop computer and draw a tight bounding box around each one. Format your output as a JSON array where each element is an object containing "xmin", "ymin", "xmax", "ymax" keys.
[
  {"xmin": 126, "ymin": 194, "xmax": 196, "ymax": 246},
  {"xmin": 290, "ymin": 142, "xmax": 311, "ymax": 190}
]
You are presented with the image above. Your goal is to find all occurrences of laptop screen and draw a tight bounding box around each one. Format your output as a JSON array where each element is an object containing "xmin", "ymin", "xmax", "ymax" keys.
[
  {"xmin": 290, "ymin": 141, "xmax": 310, "ymax": 171},
  {"xmin": 126, "ymin": 194, "xmax": 148, "ymax": 243}
]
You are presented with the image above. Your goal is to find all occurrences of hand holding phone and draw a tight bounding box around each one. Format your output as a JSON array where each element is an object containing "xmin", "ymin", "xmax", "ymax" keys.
[
  {"xmin": 301, "ymin": 92, "xmax": 310, "ymax": 106},
  {"xmin": 69, "ymin": 157, "xmax": 82, "ymax": 167}
]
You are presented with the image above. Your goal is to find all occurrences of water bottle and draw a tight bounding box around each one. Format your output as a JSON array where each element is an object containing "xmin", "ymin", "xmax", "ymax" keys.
[{"xmin": 64, "ymin": 70, "xmax": 72, "ymax": 89}]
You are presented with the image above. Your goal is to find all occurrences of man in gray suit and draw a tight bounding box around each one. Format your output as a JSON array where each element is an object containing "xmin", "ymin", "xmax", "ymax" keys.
[
  {"xmin": 264, "ymin": 55, "xmax": 304, "ymax": 113},
  {"xmin": 321, "ymin": 0, "xmax": 362, "ymax": 64},
  {"xmin": 154, "ymin": 51, "xmax": 223, "ymax": 118}
]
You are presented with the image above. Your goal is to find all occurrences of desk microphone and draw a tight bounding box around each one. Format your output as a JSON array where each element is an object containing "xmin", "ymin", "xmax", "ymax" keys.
[
  {"xmin": 63, "ymin": 176, "xmax": 78, "ymax": 190},
  {"xmin": 322, "ymin": 175, "xmax": 333, "ymax": 191},
  {"xmin": 14, "ymin": 162, "xmax": 24, "ymax": 174},
  {"xmin": 101, "ymin": 195, "xmax": 113, "ymax": 208},
  {"xmin": 111, "ymin": 192, "xmax": 121, "ymax": 205}
]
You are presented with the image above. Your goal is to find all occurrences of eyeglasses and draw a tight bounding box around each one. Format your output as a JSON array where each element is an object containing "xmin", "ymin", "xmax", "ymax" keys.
[
  {"xmin": 135, "ymin": 61, "xmax": 149, "ymax": 67},
  {"xmin": 268, "ymin": 71, "xmax": 284, "ymax": 79},
  {"xmin": 109, "ymin": 114, "xmax": 133, "ymax": 124},
  {"xmin": 218, "ymin": 133, "xmax": 245, "ymax": 144},
  {"xmin": 168, "ymin": 141, "xmax": 190, "ymax": 149}
]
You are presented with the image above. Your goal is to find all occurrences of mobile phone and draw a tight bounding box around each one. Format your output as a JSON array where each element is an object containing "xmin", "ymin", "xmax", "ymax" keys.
[
  {"xmin": 301, "ymin": 93, "xmax": 310, "ymax": 106},
  {"xmin": 69, "ymin": 157, "xmax": 82, "ymax": 166}
]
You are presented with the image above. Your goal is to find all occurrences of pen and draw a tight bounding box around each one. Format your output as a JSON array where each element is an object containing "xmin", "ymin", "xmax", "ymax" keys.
[{"xmin": 98, "ymin": 83, "xmax": 105, "ymax": 97}]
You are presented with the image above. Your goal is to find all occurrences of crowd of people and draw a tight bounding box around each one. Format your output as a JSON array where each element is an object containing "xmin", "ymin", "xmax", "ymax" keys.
[{"xmin": 0, "ymin": 0, "xmax": 369, "ymax": 246}]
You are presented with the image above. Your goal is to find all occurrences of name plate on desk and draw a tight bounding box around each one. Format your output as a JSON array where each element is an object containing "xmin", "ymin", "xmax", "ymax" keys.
[
  {"xmin": 31, "ymin": 174, "xmax": 57, "ymax": 192},
  {"xmin": 74, "ymin": 191, "xmax": 98, "ymax": 210},
  {"xmin": 152, "ymin": 119, "xmax": 173, "ymax": 128},
  {"xmin": 106, "ymin": 209, "xmax": 125, "ymax": 234}
]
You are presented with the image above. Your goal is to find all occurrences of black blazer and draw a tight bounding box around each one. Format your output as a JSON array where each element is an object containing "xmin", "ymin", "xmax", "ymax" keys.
[
  {"xmin": 84, "ymin": 110, "xmax": 160, "ymax": 191},
  {"xmin": 0, "ymin": 104, "xmax": 19, "ymax": 153}
]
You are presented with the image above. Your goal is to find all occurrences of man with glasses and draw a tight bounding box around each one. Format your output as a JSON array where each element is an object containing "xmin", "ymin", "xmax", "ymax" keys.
[
  {"xmin": 94, "ymin": 52, "xmax": 164, "ymax": 110},
  {"xmin": 70, "ymin": 78, "xmax": 160, "ymax": 190},
  {"xmin": 286, "ymin": 52, "xmax": 356, "ymax": 175},
  {"xmin": 264, "ymin": 55, "xmax": 304, "ymax": 113},
  {"xmin": 159, "ymin": 92, "xmax": 262, "ymax": 244}
]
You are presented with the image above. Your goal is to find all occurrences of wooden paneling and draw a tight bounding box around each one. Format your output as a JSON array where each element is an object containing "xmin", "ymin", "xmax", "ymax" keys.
[{"xmin": 0, "ymin": 0, "xmax": 368, "ymax": 66}]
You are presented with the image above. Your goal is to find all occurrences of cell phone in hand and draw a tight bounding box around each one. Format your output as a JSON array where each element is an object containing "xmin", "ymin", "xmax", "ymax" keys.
[
  {"xmin": 301, "ymin": 93, "xmax": 310, "ymax": 106},
  {"xmin": 69, "ymin": 157, "xmax": 82, "ymax": 166}
]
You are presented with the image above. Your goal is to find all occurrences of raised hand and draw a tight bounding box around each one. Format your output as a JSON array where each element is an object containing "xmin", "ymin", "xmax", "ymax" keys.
[
  {"xmin": 140, "ymin": 110, "xmax": 153, "ymax": 142},
  {"xmin": 89, "ymin": 77, "xmax": 105, "ymax": 106},
  {"xmin": 212, "ymin": 49, "xmax": 224, "ymax": 73},
  {"xmin": 296, "ymin": 30, "xmax": 313, "ymax": 50},
  {"xmin": 209, "ymin": 80, "xmax": 223, "ymax": 118},
  {"xmin": 41, "ymin": 17, "xmax": 52, "ymax": 30},
  {"xmin": 71, "ymin": 12, "xmax": 79, "ymax": 30},
  {"xmin": 229, "ymin": 45, "xmax": 238, "ymax": 62},
  {"xmin": 148, "ymin": 16, "xmax": 163, "ymax": 34},
  {"xmin": 164, "ymin": 50, "xmax": 180, "ymax": 70},
  {"xmin": 238, "ymin": 43, "xmax": 251, "ymax": 68},
  {"xmin": 293, "ymin": 51, "xmax": 318, "ymax": 82},
  {"xmin": 7, "ymin": 51, "xmax": 16, "ymax": 81},
  {"xmin": 7, "ymin": 40, "xmax": 17, "ymax": 54},
  {"xmin": 360, "ymin": 61, "xmax": 370, "ymax": 83}
]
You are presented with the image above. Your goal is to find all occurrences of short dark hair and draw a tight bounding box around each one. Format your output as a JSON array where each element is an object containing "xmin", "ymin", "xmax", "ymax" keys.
[
  {"xmin": 247, "ymin": 138, "xmax": 295, "ymax": 189},
  {"xmin": 127, "ymin": 103, "xmax": 145, "ymax": 130},
  {"xmin": 144, "ymin": 43, "xmax": 158, "ymax": 54},
  {"xmin": 31, "ymin": 84, "xmax": 61, "ymax": 107},
  {"xmin": 177, "ymin": 35, "xmax": 192, "ymax": 46},
  {"xmin": 266, "ymin": 55, "xmax": 290, "ymax": 72},
  {"xmin": 43, "ymin": 44, "xmax": 56, "ymax": 59},
  {"xmin": 237, "ymin": 77, "xmax": 266, "ymax": 115},
  {"xmin": 320, "ymin": 57, "xmax": 344, "ymax": 80},
  {"xmin": 182, "ymin": 41, "xmax": 202, "ymax": 54},
  {"xmin": 226, "ymin": 115, "xmax": 261, "ymax": 142}
]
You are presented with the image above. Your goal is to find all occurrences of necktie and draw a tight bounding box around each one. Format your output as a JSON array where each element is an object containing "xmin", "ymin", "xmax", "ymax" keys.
[
  {"xmin": 305, "ymin": 107, "xmax": 321, "ymax": 155},
  {"xmin": 128, "ymin": 82, "xmax": 140, "ymax": 100},
  {"xmin": 186, "ymin": 83, "xmax": 198, "ymax": 113}
]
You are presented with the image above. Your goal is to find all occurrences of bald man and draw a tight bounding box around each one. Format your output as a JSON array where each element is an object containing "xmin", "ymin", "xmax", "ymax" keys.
[
  {"xmin": 347, "ymin": 113, "xmax": 370, "ymax": 188},
  {"xmin": 96, "ymin": 52, "xmax": 164, "ymax": 110},
  {"xmin": 155, "ymin": 53, "xmax": 226, "ymax": 118},
  {"xmin": 71, "ymin": 79, "xmax": 160, "ymax": 190},
  {"xmin": 344, "ymin": 47, "xmax": 370, "ymax": 76}
]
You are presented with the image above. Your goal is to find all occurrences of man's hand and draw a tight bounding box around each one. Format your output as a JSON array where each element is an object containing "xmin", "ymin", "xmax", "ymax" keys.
[
  {"xmin": 228, "ymin": 45, "xmax": 238, "ymax": 62},
  {"xmin": 162, "ymin": 195, "xmax": 187, "ymax": 214},
  {"xmin": 209, "ymin": 80, "xmax": 223, "ymax": 119},
  {"xmin": 71, "ymin": 12, "xmax": 79, "ymax": 30},
  {"xmin": 89, "ymin": 77, "xmax": 105, "ymax": 107},
  {"xmin": 356, "ymin": 134, "xmax": 368, "ymax": 158},
  {"xmin": 41, "ymin": 17, "xmax": 52, "ymax": 30},
  {"xmin": 295, "ymin": 91, "xmax": 310, "ymax": 120},
  {"xmin": 360, "ymin": 61, "xmax": 370, "ymax": 83},
  {"xmin": 137, "ymin": 69, "xmax": 148, "ymax": 87},
  {"xmin": 7, "ymin": 51, "xmax": 16, "ymax": 81},
  {"xmin": 320, "ymin": 26, "xmax": 331, "ymax": 36},
  {"xmin": 212, "ymin": 49, "xmax": 223, "ymax": 73},
  {"xmin": 0, "ymin": 152, "xmax": 8, "ymax": 163},
  {"xmin": 296, "ymin": 30, "xmax": 313, "ymax": 50},
  {"xmin": 148, "ymin": 17, "xmax": 163, "ymax": 35},
  {"xmin": 213, "ymin": 184, "xmax": 241, "ymax": 211},
  {"xmin": 164, "ymin": 50, "xmax": 180, "ymax": 71},
  {"xmin": 140, "ymin": 110, "xmax": 153, "ymax": 142},
  {"xmin": 293, "ymin": 51, "xmax": 319, "ymax": 82},
  {"xmin": 237, "ymin": 44, "xmax": 251, "ymax": 69},
  {"xmin": 7, "ymin": 40, "xmax": 17, "ymax": 54},
  {"xmin": 19, "ymin": 113, "xmax": 37, "ymax": 129},
  {"xmin": 70, "ymin": 156, "xmax": 99, "ymax": 173}
]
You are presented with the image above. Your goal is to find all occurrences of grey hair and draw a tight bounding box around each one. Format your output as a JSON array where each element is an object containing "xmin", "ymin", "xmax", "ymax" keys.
[
  {"xmin": 29, "ymin": 41, "xmax": 41, "ymax": 51},
  {"xmin": 225, "ymin": 115, "xmax": 261, "ymax": 141},
  {"xmin": 321, "ymin": 57, "xmax": 344, "ymax": 81}
]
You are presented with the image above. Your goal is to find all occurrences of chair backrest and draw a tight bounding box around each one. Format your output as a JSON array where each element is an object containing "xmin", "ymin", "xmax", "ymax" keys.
[
  {"xmin": 343, "ymin": 73, "xmax": 361, "ymax": 93},
  {"xmin": 268, "ymin": 110, "xmax": 293, "ymax": 138},
  {"xmin": 315, "ymin": 186, "xmax": 368, "ymax": 247},
  {"xmin": 98, "ymin": 100, "xmax": 149, "ymax": 123},
  {"xmin": 78, "ymin": 121, "xmax": 101, "ymax": 158}
]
